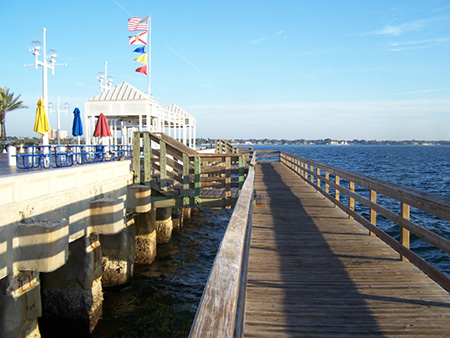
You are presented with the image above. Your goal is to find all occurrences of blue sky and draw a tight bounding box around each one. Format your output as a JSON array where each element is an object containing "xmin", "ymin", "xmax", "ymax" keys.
[{"xmin": 1, "ymin": 0, "xmax": 450, "ymax": 140}]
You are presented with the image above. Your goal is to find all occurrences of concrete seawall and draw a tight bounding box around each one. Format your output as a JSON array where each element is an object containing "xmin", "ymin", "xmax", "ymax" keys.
[{"xmin": 0, "ymin": 160, "xmax": 173, "ymax": 337}]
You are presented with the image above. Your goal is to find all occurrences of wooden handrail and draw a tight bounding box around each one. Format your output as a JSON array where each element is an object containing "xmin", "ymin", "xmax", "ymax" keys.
[
  {"xmin": 278, "ymin": 151, "xmax": 450, "ymax": 292},
  {"xmin": 189, "ymin": 154, "xmax": 256, "ymax": 337},
  {"xmin": 215, "ymin": 140, "xmax": 254, "ymax": 155},
  {"xmin": 132, "ymin": 132, "xmax": 248, "ymax": 208}
]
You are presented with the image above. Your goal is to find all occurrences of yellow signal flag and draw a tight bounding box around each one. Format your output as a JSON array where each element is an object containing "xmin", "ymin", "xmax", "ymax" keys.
[{"xmin": 134, "ymin": 54, "xmax": 147, "ymax": 64}]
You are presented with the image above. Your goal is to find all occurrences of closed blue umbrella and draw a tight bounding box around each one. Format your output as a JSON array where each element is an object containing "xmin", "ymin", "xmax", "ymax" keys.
[{"xmin": 72, "ymin": 107, "xmax": 83, "ymax": 137}]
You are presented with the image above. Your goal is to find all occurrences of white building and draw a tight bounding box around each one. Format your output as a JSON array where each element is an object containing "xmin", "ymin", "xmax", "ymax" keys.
[{"xmin": 84, "ymin": 82, "xmax": 196, "ymax": 148}]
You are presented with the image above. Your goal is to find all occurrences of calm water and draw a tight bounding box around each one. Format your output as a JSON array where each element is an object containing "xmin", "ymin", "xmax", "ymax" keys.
[
  {"xmin": 92, "ymin": 145, "xmax": 449, "ymax": 337},
  {"xmin": 92, "ymin": 208, "xmax": 232, "ymax": 338}
]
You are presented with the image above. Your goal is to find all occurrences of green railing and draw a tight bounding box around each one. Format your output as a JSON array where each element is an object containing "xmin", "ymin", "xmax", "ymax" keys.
[
  {"xmin": 215, "ymin": 139, "xmax": 253, "ymax": 156},
  {"xmin": 133, "ymin": 132, "xmax": 248, "ymax": 208}
]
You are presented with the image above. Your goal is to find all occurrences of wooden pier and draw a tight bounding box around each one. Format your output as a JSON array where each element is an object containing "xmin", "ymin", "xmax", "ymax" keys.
[
  {"xmin": 244, "ymin": 162, "xmax": 450, "ymax": 337},
  {"xmin": 190, "ymin": 148, "xmax": 450, "ymax": 338}
]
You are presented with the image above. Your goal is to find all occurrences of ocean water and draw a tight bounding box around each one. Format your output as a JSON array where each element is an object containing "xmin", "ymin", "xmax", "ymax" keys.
[
  {"xmin": 92, "ymin": 145, "xmax": 449, "ymax": 337},
  {"xmin": 92, "ymin": 208, "xmax": 232, "ymax": 338}
]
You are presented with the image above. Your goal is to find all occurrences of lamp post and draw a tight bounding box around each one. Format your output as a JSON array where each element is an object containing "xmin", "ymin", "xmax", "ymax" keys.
[
  {"xmin": 97, "ymin": 61, "xmax": 114, "ymax": 92},
  {"xmin": 48, "ymin": 97, "xmax": 69, "ymax": 145},
  {"xmin": 25, "ymin": 28, "xmax": 66, "ymax": 145}
]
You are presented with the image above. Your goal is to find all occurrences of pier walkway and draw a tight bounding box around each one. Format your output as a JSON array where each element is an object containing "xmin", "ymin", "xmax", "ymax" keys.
[{"xmin": 244, "ymin": 162, "xmax": 450, "ymax": 337}]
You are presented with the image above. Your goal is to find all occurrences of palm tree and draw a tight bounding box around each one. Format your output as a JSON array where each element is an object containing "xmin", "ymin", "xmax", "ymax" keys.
[{"xmin": 0, "ymin": 87, "xmax": 28, "ymax": 140}]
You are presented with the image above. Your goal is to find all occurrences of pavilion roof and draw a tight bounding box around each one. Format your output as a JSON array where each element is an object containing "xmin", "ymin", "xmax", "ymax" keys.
[{"xmin": 89, "ymin": 82, "xmax": 155, "ymax": 102}]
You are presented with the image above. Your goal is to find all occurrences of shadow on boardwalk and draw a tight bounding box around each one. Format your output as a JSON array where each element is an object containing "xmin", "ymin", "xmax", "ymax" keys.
[{"xmin": 246, "ymin": 163, "xmax": 431, "ymax": 337}]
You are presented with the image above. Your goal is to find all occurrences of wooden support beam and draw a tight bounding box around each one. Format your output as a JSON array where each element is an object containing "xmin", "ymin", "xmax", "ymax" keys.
[
  {"xmin": 133, "ymin": 132, "xmax": 141, "ymax": 184},
  {"xmin": 239, "ymin": 155, "xmax": 245, "ymax": 192},
  {"xmin": 370, "ymin": 190, "xmax": 377, "ymax": 236},
  {"xmin": 183, "ymin": 153, "xmax": 190, "ymax": 207},
  {"xmin": 194, "ymin": 156, "xmax": 201, "ymax": 207},
  {"xmin": 143, "ymin": 132, "xmax": 151, "ymax": 186},
  {"xmin": 401, "ymin": 202, "xmax": 410, "ymax": 262},
  {"xmin": 349, "ymin": 181, "xmax": 355, "ymax": 219},
  {"xmin": 160, "ymin": 141, "xmax": 167, "ymax": 190},
  {"xmin": 335, "ymin": 175, "xmax": 340, "ymax": 207}
]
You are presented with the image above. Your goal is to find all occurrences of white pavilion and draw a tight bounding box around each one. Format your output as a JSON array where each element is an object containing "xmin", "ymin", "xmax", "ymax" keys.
[{"xmin": 84, "ymin": 81, "xmax": 196, "ymax": 148}]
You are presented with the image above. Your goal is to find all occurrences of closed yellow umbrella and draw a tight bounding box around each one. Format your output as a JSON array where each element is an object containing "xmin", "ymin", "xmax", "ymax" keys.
[{"xmin": 33, "ymin": 98, "xmax": 50, "ymax": 136}]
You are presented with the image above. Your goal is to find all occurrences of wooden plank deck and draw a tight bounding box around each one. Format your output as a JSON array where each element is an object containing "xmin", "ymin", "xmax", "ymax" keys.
[{"xmin": 244, "ymin": 163, "xmax": 450, "ymax": 337}]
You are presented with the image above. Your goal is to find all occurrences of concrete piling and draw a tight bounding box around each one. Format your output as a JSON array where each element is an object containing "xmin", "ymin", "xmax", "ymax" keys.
[
  {"xmin": 155, "ymin": 208, "xmax": 173, "ymax": 244},
  {"xmin": 133, "ymin": 210, "xmax": 157, "ymax": 264},
  {"xmin": 0, "ymin": 271, "xmax": 41, "ymax": 338},
  {"xmin": 39, "ymin": 233, "xmax": 103, "ymax": 336},
  {"xmin": 172, "ymin": 208, "xmax": 184, "ymax": 230},
  {"xmin": 99, "ymin": 219, "xmax": 135, "ymax": 288}
]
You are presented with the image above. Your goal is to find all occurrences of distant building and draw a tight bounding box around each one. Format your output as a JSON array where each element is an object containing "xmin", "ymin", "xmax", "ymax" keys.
[{"xmin": 49, "ymin": 130, "xmax": 68, "ymax": 140}]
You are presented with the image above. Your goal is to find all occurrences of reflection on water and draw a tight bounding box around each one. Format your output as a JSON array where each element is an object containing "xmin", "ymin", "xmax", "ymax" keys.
[{"xmin": 92, "ymin": 208, "xmax": 231, "ymax": 338}]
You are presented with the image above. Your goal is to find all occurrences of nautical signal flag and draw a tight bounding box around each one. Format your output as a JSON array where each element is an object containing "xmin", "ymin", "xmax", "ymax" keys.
[
  {"xmin": 128, "ymin": 17, "xmax": 149, "ymax": 32},
  {"xmin": 136, "ymin": 65, "xmax": 148, "ymax": 75},
  {"xmin": 129, "ymin": 31, "xmax": 147, "ymax": 45},
  {"xmin": 134, "ymin": 54, "xmax": 147, "ymax": 64},
  {"xmin": 133, "ymin": 46, "xmax": 146, "ymax": 54}
]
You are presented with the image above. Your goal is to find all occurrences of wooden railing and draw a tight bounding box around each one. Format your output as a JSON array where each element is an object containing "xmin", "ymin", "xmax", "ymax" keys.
[
  {"xmin": 189, "ymin": 154, "xmax": 256, "ymax": 337},
  {"xmin": 256, "ymin": 150, "xmax": 450, "ymax": 292},
  {"xmin": 215, "ymin": 139, "xmax": 253, "ymax": 156},
  {"xmin": 132, "ymin": 132, "xmax": 248, "ymax": 208}
]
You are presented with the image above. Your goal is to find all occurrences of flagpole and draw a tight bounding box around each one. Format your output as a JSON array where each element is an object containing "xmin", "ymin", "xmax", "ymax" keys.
[{"xmin": 148, "ymin": 14, "xmax": 151, "ymax": 98}]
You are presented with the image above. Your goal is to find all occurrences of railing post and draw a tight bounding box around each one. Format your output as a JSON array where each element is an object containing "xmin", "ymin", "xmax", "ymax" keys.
[
  {"xmin": 194, "ymin": 156, "xmax": 201, "ymax": 207},
  {"xmin": 400, "ymin": 202, "xmax": 410, "ymax": 261},
  {"xmin": 349, "ymin": 181, "xmax": 355, "ymax": 219},
  {"xmin": 310, "ymin": 165, "xmax": 314, "ymax": 184},
  {"xmin": 132, "ymin": 132, "xmax": 141, "ymax": 184},
  {"xmin": 214, "ymin": 139, "xmax": 219, "ymax": 153},
  {"xmin": 238, "ymin": 155, "xmax": 245, "ymax": 192},
  {"xmin": 317, "ymin": 168, "xmax": 321, "ymax": 190},
  {"xmin": 160, "ymin": 141, "xmax": 167, "ymax": 190},
  {"xmin": 225, "ymin": 156, "xmax": 231, "ymax": 208},
  {"xmin": 143, "ymin": 133, "xmax": 152, "ymax": 186},
  {"xmin": 370, "ymin": 190, "xmax": 377, "ymax": 236},
  {"xmin": 183, "ymin": 153, "xmax": 190, "ymax": 207},
  {"xmin": 325, "ymin": 171, "xmax": 329, "ymax": 194},
  {"xmin": 335, "ymin": 175, "xmax": 340, "ymax": 207}
]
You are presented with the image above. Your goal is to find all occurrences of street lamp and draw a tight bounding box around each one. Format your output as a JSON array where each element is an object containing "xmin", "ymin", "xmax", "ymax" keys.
[
  {"xmin": 25, "ymin": 28, "xmax": 66, "ymax": 145},
  {"xmin": 48, "ymin": 97, "xmax": 69, "ymax": 145},
  {"xmin": 97, "ymin": 61, "xmax": 114, "ymax": 92}
]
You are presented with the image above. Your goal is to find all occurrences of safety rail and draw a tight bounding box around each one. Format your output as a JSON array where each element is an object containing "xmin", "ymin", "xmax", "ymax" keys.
[
  {"xmin": 256, "ymin": 150, "xmax": 450, "ymax": 292},
  {"xmin": 133, "ymin": 132, "xmax": 248, "ymax": 208},
  {"xmin": 215, "ymin": 139, "xmax": 253, "ymax": 155},
  {"xmin": 15, "ymin": 144, "xmax": 132, "ymax": 169},
  {"xmin": 189, "ymin": 153, "xmax": 256, "ymax": 337}
]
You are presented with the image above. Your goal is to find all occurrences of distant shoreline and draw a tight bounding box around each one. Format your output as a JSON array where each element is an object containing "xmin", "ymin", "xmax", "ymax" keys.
[
  {"xmin": 5, "ymin": 136, "xmax": 450, "ymax": 147},
  {"xmin": 198, "ymin": 138, "xmax": 450, "ymax": 146}
]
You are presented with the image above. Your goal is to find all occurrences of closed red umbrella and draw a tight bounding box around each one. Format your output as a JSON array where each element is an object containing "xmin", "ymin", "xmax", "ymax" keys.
[{"xmin": 93, "ymin": 113, "xmax": 112, "ymax": 137}]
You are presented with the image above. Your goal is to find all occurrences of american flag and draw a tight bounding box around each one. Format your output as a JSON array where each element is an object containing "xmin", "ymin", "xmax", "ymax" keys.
[{"xmin": 128, "ymin": 17, "xmax": 149, "ymax": 32}]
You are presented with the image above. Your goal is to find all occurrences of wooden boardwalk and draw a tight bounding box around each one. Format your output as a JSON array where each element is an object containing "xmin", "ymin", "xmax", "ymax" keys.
[{"xmin": 244, "ymin": 163, "xmax": 450, "ymax": 337}]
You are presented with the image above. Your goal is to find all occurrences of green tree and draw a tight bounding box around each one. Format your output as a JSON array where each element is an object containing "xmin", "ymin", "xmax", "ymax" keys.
[{"xmin": 0, "ymin": 87, "xmax": 28, "ymax": 140}]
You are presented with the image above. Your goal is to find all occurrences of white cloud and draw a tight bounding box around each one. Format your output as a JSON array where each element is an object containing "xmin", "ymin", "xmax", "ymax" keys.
[
  {"xmin": 392, "ymin": 88, "xmax": 449, "ymax": 95},
  {"xmin": 366, "ymin": 19, "xmax": 428, "ymax": 36},
  {"xmin": 388, "ymin": 37, "xmax": 450, "ymax": 51},
  {"xmin": 252, "ymin": 30, "xmax": 285, "ymax": 44}
]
